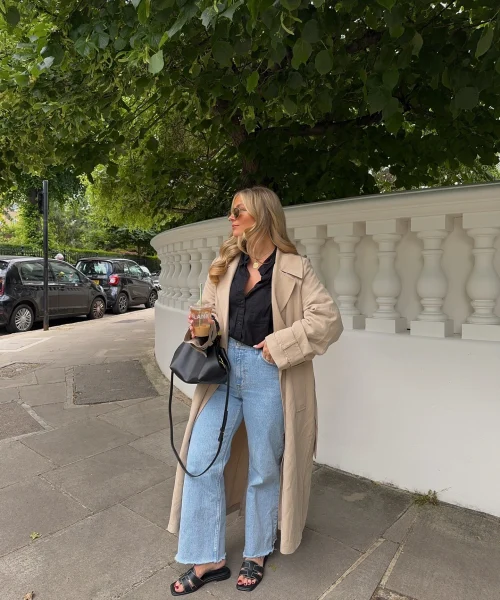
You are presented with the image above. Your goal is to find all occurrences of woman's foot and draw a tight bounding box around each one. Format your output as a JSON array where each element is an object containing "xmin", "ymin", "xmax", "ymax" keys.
[
  {"xmin": 237, "ymin": 556, "xmax": 265, "ymax": 588},
  {"xmin": 173, "ymin": 560, "xmax": 226, "ymax": 594}
]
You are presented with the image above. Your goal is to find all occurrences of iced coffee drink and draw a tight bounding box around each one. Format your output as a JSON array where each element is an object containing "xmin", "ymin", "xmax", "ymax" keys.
[{"xmin": 190, "ymin": 302, "xmax": 212, "ymax": 338}]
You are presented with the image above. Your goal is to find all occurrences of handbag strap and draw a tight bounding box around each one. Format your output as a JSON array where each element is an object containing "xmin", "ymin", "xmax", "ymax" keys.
[{"xmin": 168, "ymin": 345, "xmax": 230, "ymax": 478}]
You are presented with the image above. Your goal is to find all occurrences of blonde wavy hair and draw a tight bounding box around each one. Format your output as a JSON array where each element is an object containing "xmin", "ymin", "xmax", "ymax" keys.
[{"xmin": 209, "ymin": 186, "xmax": 298, "ymax": 284}]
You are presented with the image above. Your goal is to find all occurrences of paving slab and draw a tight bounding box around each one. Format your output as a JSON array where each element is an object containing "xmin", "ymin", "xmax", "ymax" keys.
[
  {"xmin": 0, "ymin": 402, "xmax": 43, "ymax": 441},
  {"xmin": 43, "ymin": 445, "xmax": 171, "ymax": 511},
  {"xmin": 74, "ymin": 360, "xmax": 157, "ymax": 404},
  {"xmin": 205, "ymin": 519, "xmax": 360, "ymax": 600},
  {"xmin": 121, "ymin": 566, "xmax": 184, "ymax": 599},
  {"xmin": 383, "ymin": 505, "xmax": 419, "ymax": 544},
  {"xmin": 21, "ymin": 419, "xmax": 137, "ymax": 466},
  {"xmin": 122, "ymin": 477, "xmax": 176, "ymax": 529},
  {"xmin": 306, "ymin": 468, "xmax": 412, "ymax": 551},
  {"xmin": 386, "ymin": 504, "xmax": 500, "ymax": 600},
  {"xmin": 0, "ymin": 476, "xmax": 90, "ymax": 556},
  {"xmin": 0, "ymin": 504, "xmax": 177, "ymax": 600},
  {"xmin": 19, "ymin": 381, "xmax": 67, "ymax": 406},
  {"xmin": 323, "ymin": 540, "xmax": 398, "ymax": 600},
  {"xmin": 129, "ymin": 426, "xmax": 185, "ymax": 467},
  {"xmin": 0, "ymin": 387, "xmax": 19, "ymax": 404},
  {"xmin": 34, "ymin": 367, "xmax": 66, "ymax": 384},
  {"xmin": 0, "ymin": 440, "xmax": 54, "ymax": 489},
  {"xmin": 32, "ymin": 401, "xmax": 120, "ymax": 427},
  {"xmin": 98, "ymin": 397, "xmax": 189, "ymax": 437}
]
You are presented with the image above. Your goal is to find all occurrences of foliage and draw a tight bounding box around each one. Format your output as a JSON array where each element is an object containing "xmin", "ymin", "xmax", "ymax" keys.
[{"xmin": 0, "ymin": 1, "xmax": 499, "ymax": 224}]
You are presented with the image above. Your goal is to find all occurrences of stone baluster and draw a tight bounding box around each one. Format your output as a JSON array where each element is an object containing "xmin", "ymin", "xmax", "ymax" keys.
[
  {"xmin": 170, "ymin": 242, "xmax": 183, "ymax": 305},
  {"xmin": 176, "ymin": 240, "xmax": 192, "ymax": 309},
  {"xmin": 365, "ymin": 219, "xmax": 408, "ymax": 333},
  {"xmin": 156, "ymin": 245, "xmax": 168, "ymax": 304},
  {"xmin": 207, "ymin": 236, "xmax": 224, "ymax": 267},
  {"xmin": 162, "ymin": 244, "xmax": 175, "ymax": 302},
  {"xmin": 199, "ymin": 241, "xmax": 215, "ymax": 288},
  {"xmin": 185, "ymin": 241, "xmax": 203, "ymax": 310},
  {"xmin": 328, "ymin": 222, "xmax": 365, "ymax": 330},
  {"xmin": 293, "ymin": 225, "xmax": 327, "ymax": 284},
  {"xmin": 462, "ymin": 211, "xmax": 500, "ymax": 342},
  {"xmin": 410, "ymin": 215, "xmax": 454, "ymax": 338}
]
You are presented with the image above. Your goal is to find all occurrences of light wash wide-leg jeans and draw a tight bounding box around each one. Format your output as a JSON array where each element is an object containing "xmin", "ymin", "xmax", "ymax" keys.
[{"xmin": 176, "ymin": 337, "xmax": 285, "ymax": 564}]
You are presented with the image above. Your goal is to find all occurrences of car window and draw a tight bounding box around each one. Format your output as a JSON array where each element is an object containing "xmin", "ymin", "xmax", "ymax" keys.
[
  {"xmin": 128, "ymin": 264, "xmax": 144, "ymax": 278},
  {"xmin": 77, "ymin": 261, "xmax": 111, "ymax": 276},
  {"xmin": 19, "ymin": 261, "xmax": 54, "ymax": 283},
  {"xmin": 113, "ymin": 262, "xmax": 125, "ymax": 274},
  {"xmin": 51, "ymin": 262, "xmax": 83, "ymax": 283}
]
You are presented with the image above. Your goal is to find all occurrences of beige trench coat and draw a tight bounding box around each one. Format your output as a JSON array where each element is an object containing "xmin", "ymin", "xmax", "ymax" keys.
[{"xmin": 167, "ymin": 249, "xmax": 343, "ymax": 554}]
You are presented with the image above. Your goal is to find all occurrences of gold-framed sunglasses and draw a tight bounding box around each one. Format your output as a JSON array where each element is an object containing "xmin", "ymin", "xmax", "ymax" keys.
[{"xmin": 227, "ymin": 206, "xmax": 248, "ymax": 219}]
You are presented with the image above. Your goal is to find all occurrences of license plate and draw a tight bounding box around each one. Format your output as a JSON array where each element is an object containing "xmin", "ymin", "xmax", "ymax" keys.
[{"xmin": 93, "ymin": 280, "xmax": 100, "ymax": 286}]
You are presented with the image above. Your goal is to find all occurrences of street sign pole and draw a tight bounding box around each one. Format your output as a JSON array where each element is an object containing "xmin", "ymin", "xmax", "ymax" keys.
[{"xmin": 42, "ymin": 180, "xmax": 49, "ymax": 331}]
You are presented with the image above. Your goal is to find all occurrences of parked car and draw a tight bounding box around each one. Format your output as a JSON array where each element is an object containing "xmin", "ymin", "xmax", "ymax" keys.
[
  {"xmin": 75, "ymin": 257, "xmax": 157, "ymax": 314},
  {"xmin": 140, "ymin": 265, "xmax": 161, "ymax": 291},
  {"xmin": 0, "ymin": 256, "xmax": 107, "ymax": 333}
]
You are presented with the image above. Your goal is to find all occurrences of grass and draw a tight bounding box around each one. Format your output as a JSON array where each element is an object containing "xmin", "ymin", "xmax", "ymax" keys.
[{"xmin": 414, "ymin": 489, "xmax": 439, "ymax": 506}]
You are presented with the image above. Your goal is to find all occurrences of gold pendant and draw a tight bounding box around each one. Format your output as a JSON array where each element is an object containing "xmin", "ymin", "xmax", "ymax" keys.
[{"xmin": 253, "ymin": 261, "xmax": 259, "ymax": 269}]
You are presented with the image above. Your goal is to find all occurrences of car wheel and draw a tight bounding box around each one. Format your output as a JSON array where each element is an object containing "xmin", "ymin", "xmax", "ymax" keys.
[
  {"xmin": 145, "ymin": 290, "xmax": 158, "ymax": 309},
  {"xmin": 112, "ymin": 292, "xmax": 129, "ymax": 314},
  {"xmin": 7, "ymin": 304, "xmax": 34, "ymax": 333},
  {"xmin": 87, "ymin": 297, "xmax": 106, "ymax": 320}
]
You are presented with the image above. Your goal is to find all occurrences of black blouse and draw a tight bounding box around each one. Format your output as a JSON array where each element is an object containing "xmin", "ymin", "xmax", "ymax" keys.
[{"xmin": 228, "ymin": 248, "xmax": 276, "ymax": 347}]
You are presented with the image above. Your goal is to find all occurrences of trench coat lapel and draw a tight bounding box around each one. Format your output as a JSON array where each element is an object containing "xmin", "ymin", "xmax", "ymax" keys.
[
  {"xmin": 273, "ymin": 250, "xmax": 304, "ymax": 329},
  {"xmin": 216, "ymin": 256, "xmax": 239, "ymax": 348}
]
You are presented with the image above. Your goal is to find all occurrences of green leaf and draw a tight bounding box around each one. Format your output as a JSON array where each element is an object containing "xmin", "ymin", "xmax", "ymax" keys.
[
  {"xmin": 280, "ymin": 0, "xmax": 301, "ymax": 10},
  {"xmin": 212, "ymin": 41, "xmax": 233, "ymax": 67},
  {"xmin": 292, "ymin": 38, "xmax": 312, "ymax": 69},
  {"xmin": 390, "ymin": 25, "xmax": 404, "ymax": 39},
  {"xmin": 302, "ymin": 20, "xmax": 320, "ymax": 43},
  {"xmin": 146, "ymin": 137, "xmax": 159, "ymax": 152},
  {"xmin": 114, "ymin": 38, "xmax": 127, "ymax": 51},
  {"xmin": 167, "ymin": 3, "xmax": 198, "ymax": 38},
  {"xmin": 475, "ymin": 25, "xmax": 495, "ymax": 59},
  {"xmin": 5, "ymin": 6, "xmax": 21, "ymax": 26},
  {"xmin": 385, "ymin": 111, "xmax": 403, "ymax": 134},
  {"xmin": 367, "ymin": 87, "xmax": 391, "ymax": 114},
  {"xmin": 98, "ymin": 33, "xmax": 110, "ymax": 49},
  {"xmin": 315, "ymin": 49, "xmax": 333, "ymax": 75},
  {"xmin": 14, "ymin": 74, "xmax": 30, "ymax": 87},
  {"xmin": 283, "ymin": 96, "xmax": 297, "ymax": 115},
  {"xmin": 200, "ymin": 6, "xmax": 217, "ymax": 28},
  {"xmin": 454, "ymin": 86, "xmax": 479, "ymax": 110},
  {"xmin": 383, "ymin": 69, "xmax": 399, "ymax": 90},
  {"xmin": 496, "ymin": 58, "xmax": 500, "ymax": 75},
  {"xmin": 412, "ymin": 32, "xmax": 423, "ymax": 56},
  {"xmin": 131, "ymin": 0, "xmax": 141, "ymax": 7},
  {"xmin": 220, "ymin": 0, "xmax": 244, "ymax": 22},
  {"xmin": 376, "ymin": 0, "xmax": 395, "ymax": 10},
  {"xmin": 138, "ymin": 0, "xmax": 151, "ymax": 24},
  {"xmin": 148, "ymin": 50, "xmax": 164, "ymax": 74},
  {"xmin": 246, "ymin": 70, "xmax": 259, "ymax": 93},
  {"xmin": 287, "ymin": 71, "xmax": 304, "ymax": 90},
  {"xmin": 312, "ymin": 0, "xmax": 324, "ymax": 6},
  {"xmin": 159, "ymin": 31, "xmax": 169, "ymax": 48},
  {"xmin": 107, "ymin": 162, "xmax": 119, "ymax": 177},
  {"xmin": 317, "ymin": 90, "xmax": 332, "ymax": 113}
]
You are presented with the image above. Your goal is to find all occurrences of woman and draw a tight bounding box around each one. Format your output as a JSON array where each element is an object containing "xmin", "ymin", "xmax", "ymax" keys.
[{"xmin": 169, "ymin": 186, "xmax": 343, "ymax": 595}]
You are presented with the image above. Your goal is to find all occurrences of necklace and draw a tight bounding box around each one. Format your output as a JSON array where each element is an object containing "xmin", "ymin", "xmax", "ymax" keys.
[{"xmin": 250, "ymin": 250, "xmax": 275, "ymax": 269}]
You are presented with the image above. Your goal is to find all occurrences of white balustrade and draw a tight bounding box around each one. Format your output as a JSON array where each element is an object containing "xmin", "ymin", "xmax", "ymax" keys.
[
  {"xmin": 186, "ymin": 243, "xmax": 203, "ymax": 309},
  {"xmin": 462, "ymin": 211, "xmax": 500, "ymax": 341},
  {"xmin": 328, "ymin": 222, "xmax": 365, "ymax": 330},
  {"xmin": 162, "ymin": 244, "xmax": 175, "ymax": 302},
  {"xmin": 176, "ymin": 241, "xmax": 192, "ymax": 309},
  {"xmin": 410, "ymin": 215, "xmax": 454, "ymax": 338},
  {"xmin": 170, "ymin": 242, "xmax": 183, "ymax": 304},
  {"xmin": 365, "ymin": 219, "xmax": 408, "ymax": 333},
  {"xmin": 294, "ymin": 225, "xmax": 327, "ymax": 284},
  {"xmin": 199, "ymin": 242, "xmax": 216, "ymax": 290}
]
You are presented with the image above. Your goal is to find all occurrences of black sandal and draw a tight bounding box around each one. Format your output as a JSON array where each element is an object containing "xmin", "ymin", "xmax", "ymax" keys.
[
  {"xmin": 236, "ymin": 555, "xmax": 269, "ymax": 592},
  {"xmin": 170, "ymin": 565, "xmax": 231, "ymax": 596}
]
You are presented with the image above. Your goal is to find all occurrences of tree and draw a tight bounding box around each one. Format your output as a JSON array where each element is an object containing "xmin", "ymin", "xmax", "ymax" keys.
[{"xmin": 0, "ymin": 1, "xmax": 499, "ymax": 224}]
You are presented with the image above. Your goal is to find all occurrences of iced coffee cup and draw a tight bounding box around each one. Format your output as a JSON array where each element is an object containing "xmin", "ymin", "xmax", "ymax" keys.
[{"xmin": 190, "ymin": 302, "xmax": 212, "ymax": 338}]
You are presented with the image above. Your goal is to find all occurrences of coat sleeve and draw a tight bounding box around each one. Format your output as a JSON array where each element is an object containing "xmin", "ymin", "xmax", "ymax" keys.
[{"xmin": 265, "ymin": 258, "xmax": 343, "ymax": 370}]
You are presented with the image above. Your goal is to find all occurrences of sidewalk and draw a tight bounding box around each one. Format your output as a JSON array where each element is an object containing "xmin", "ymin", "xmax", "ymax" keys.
[{"xmin": 0, "ymin": 310, "xmax": 498, "ymax": 600}]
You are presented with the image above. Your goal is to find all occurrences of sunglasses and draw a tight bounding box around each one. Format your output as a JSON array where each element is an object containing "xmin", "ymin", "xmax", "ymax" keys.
[{"xmin": 227, "ymin": 206, "xmax": 248, "ymax": 219}]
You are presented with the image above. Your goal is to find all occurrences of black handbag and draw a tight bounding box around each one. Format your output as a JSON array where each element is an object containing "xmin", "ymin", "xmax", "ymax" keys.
[{"xmin": 168, "ymin": 322, "xmax": 230, "ymax": 478}]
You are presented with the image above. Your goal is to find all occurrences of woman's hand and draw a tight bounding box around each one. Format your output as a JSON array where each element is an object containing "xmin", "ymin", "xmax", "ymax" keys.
[
  {"xmin": 188, "ymin": 314, "xmax": 215, "ymax": 338},
  {"xmin": 253, "ymin": 340, "xmax": 275, "ymax": 364}
]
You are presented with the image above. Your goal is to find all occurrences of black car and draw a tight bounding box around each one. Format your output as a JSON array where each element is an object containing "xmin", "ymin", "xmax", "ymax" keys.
[
  {"xmin": 75, "ymin": 257, "xmax": 157, "ymax": 314},
  {"xmin": 0, "ymin": 256, "xmax": 107, "ymax": 333}
]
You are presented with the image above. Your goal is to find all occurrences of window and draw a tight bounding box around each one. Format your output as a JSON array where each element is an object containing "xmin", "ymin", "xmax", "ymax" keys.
[
  {"xmin": 19, "ymin": 262, "xmax": 54, "ymax": 283},
  {"xmin": 76, "ymin": 261, "xmax": 111, "ymax": 276},
  {"xmin": 51, "ymin": 262, "xmax": 83, "ymax": 283},
  {"xmin": 113, "ymin": 262, "xmax": 125, "ymax": 274}
]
